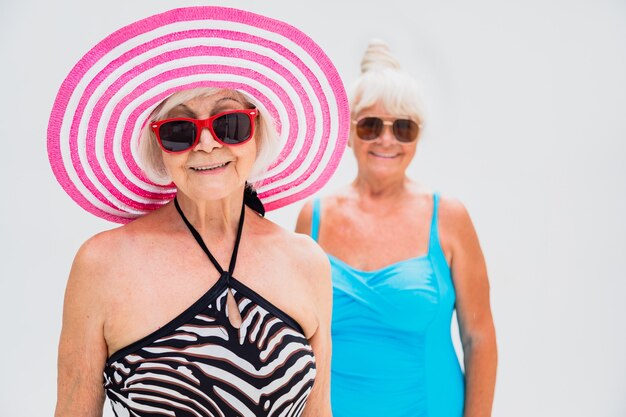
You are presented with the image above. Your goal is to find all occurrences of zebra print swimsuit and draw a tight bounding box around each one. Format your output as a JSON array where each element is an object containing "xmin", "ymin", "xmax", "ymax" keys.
[{"xmin": 103, "ymin": 199, "xmax": 317, "ymax": 416}]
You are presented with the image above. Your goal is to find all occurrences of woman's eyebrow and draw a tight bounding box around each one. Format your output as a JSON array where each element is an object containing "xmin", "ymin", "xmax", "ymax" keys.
[
  {"xmin": 168, "ymin": 104, "xmax": 196, "ymax": 118},
  {"xmin": 211, "ymin": 96, "xmax": 245, "ymax": 115},
  {"xmin": 216, "ymin": 96, "xmax": 243, "ymax": 105}
]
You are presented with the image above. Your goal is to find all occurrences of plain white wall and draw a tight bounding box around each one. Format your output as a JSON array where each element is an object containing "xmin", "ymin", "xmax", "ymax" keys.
[{"xmin": 1, "ymin": 0, "xmax": 624, "ymax": 416}]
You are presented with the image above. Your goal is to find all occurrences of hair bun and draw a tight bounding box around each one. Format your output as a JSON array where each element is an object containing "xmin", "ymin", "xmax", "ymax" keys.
[{"xmin": 360, "ymin": 39, "xmax": 401, "ymax": 73}]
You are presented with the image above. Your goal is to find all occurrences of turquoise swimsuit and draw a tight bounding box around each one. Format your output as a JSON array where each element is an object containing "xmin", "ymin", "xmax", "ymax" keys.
[{"xmin": 311, "ymin": 193, "xmax": 464, "ymax": 417}]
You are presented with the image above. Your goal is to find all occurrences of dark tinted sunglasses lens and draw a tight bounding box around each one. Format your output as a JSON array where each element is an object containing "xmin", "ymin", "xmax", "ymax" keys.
[
  {"xmin": 393, "ymin": 119, "xmax": 419, "ymax": 142},
  {"xmin": 159, "ymin": 121, "xmax": 196, "ymax": 151},
  {"xmin": 356, "ymin": 117, "xmax": 383, "ymax": 140},
  {"xmin": 213, "ymin": 113, "xmax": 251, "ymax": 145}
]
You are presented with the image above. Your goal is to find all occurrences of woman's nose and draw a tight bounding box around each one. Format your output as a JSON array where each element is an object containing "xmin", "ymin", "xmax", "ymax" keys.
[
  {"xmin": 194, "ymin": 127, "xmax": 222, "ymax": 152},
  {"xmin": 377, "ymin": 124, "xmax": 396, "ymax": 145}
]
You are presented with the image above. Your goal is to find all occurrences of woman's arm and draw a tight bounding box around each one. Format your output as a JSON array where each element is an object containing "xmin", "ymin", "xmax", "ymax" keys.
[
  {"xmin": 55, "ymin": 237, "xmax": 109, "ymax": 417},
  {"xmin": 440, "ymin": 198, "xmax": 498, "ymax": 417},
  {"xmin": 297, "ymin": 236, "xmax": 333, "ymax": 417}
]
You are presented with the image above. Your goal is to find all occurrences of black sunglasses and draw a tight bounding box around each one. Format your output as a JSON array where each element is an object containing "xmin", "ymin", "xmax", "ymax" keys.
[
  {"xmin": 151, "ymin": 108, "xmax": 258, "ymax": 153},
  {"xmin": 354, "ymin": 117, "xmax": 421, "ymax": 143}
]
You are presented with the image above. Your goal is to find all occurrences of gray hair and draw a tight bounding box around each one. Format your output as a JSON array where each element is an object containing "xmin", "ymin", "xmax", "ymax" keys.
[
  {"xmin": 350, "ymin": 39, "xmax": 425, "ymax": 123},
  {"xmin": 137, "ymin": 87, "xmax": 280, "ymax": 186}
]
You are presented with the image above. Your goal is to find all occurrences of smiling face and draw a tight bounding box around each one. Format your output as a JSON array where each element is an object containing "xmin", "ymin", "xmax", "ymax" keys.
[
  {"xmin": 351, "ymin": 102, "xmax": 418, "ymax": 182},
  {"xmin": 160, "ymin": 90, "xmax": 257, "ymax": 202}
]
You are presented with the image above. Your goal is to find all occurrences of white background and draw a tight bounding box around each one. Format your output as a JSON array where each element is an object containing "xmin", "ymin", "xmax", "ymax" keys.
[{"xmin": 1, "ymin": 0, "xmax": 625, "ymax": 416}]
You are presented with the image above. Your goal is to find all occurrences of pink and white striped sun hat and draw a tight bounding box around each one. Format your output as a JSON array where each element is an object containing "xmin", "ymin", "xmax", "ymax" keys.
[{"xmin": 47, "ymin": 6, "xmax": 349, "ymax": 223}]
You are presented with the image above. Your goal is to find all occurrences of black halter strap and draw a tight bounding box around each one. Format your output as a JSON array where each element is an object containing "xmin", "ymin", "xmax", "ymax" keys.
[{"xmin": 174, "ymin": 197, "xmax": 246, "ymax": 282}]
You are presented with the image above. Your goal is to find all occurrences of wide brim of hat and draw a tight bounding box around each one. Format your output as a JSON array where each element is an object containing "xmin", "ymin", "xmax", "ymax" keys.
[{"xmin": 47, "ymin": 6, "xmax": 349, "ymax": 223}]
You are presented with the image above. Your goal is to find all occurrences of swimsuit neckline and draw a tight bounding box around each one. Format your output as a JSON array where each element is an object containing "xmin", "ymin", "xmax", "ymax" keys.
[
  {"xmin": 106, "ymin": 273, "xmax": 306, "ymax": 364},
  {"xmin": 327, "ymin": 253, "xmax": 430, "ymax": 275}
]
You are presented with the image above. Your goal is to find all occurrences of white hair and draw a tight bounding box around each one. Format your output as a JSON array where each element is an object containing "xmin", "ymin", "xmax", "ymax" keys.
[
  {"xmin": 350, "ymin": 39, "xmax": 425, "ymax": 123},
  {"xmin": 137, "ymin": 87, "xmax": 280, "ymax": 187}
]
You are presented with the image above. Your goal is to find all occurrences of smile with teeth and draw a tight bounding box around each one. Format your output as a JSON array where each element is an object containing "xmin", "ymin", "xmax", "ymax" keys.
[
  {"xmin": 369, "ymin": 151, "xmax": 400, "ymax": 159},
  {"xmin": 190, "ymin": 161, "xmax": 231, "ymax": 171}
]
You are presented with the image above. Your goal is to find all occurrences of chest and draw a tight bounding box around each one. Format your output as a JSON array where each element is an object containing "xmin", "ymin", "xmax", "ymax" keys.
[
  {"xmin": 330, "ymin": 256, "xmax": 456, "ymax": 334},
  {"xmin": 104, "ymin": 237, "xmax": 315, "ymax": 356},
  {"xmin": 319, "ymin": 210, "xmax": 432, "ymax": 271}
]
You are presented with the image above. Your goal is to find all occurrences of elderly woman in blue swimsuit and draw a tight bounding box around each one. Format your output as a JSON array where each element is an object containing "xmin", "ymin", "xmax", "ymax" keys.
[{"xmin": 296, "ymin": 40, "xmax": 498, "ymax": 417}]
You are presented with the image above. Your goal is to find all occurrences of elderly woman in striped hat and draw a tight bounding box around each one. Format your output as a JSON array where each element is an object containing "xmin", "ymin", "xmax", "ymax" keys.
[{"xmin": 51, "ymin": 7, "xmax": 349, "ymax": 417}]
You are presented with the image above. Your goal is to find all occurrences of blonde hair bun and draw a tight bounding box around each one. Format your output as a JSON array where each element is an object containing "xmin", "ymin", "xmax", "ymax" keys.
[{"xmin": 360, "ymin": 39, "xmax": 401, "ymax": 73}]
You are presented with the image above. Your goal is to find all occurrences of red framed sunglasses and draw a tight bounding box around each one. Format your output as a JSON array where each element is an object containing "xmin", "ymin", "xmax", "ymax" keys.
[{"xmin": 150, "ymin": 108, "xmax": 258, "ymax": 153}]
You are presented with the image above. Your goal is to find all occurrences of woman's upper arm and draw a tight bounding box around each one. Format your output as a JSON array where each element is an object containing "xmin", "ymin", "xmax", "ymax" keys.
[
  {"xmin": 300, "ymin": 237, "xmax": 332, "ymax": 417},
  {"xmin": 439, "ymin": 197, "xmax": 495, "ymax": 344},
  {"xmin": 55, "ymin": 237, "xmax": 110, "ymax": 417}
]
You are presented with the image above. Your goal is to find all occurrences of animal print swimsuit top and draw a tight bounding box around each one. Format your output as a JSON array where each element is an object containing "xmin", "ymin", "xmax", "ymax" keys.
[{"xmin": 103, "ymin": 199, "xmax": 317, "ymax": 417}]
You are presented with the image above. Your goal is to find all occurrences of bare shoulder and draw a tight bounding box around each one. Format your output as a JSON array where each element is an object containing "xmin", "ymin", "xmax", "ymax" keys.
[
  {"xmin": 255, "ymin": 217, "xmax": 331, "ymax": 304},
  {"xmin": 438, "ymin": 193, "xmax": 472, "ymax": 222},
  {"xmin": 290, "ymin": 229, "xmax": 329, "ymax": 272},
  {"xmin": 263, "ymin": 218, "xmax": 329, "ymax": 275},
  {"xmin": 71, "ymin": 227, "xmax": 123, "ymax": 285},
  {"xmin": 74, "ymin": 221, "xmax": 137, "ymax": 269},
  {"xmin": 69, "ymin": 215, "xmax": 160, "ymax": 291},
  {"xmin": 296, "ymin": 187, "xmax": 356, "ymax": 229},
  {"xmin": 64, "ymin": 232, "xmax": 118, "ymax": 318},
  {"xmin": 436, "ymin": 194, "xmax": 481, "ymax": 259}
]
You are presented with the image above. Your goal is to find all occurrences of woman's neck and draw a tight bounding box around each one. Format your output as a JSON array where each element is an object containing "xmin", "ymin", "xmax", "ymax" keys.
[
  {"xmin": 352, "ymin": 173, "xmax": 410, "ymax": 200},
  {"xmin": 174, "ymin": 187, "xmax": 245, "ymax": 238}
]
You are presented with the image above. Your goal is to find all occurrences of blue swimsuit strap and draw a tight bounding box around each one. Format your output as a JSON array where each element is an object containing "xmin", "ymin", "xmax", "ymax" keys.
[
  {"xmin": 428, "ymin": 192, "xmax": 441, "ymax": 251},
  {"xmin": 311, "ymin": 198, "xmax": 321, "ymax": 242},
  {"xmin": 428, "ymin": 192, "xmax": 451, "ymax": 268}
]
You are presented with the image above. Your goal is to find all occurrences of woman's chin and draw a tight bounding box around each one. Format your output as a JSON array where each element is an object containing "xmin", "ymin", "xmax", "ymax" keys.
[{"xmin": 362, "ymin": 162, "xmax": 405, "ymax": 178}]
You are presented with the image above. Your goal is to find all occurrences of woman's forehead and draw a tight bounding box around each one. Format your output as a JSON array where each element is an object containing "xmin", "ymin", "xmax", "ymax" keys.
[
  {"xmin": 355, "ymin": 101, "xmax": 419, "ymax": 121},
  {"xmin": 356, "ymin": 103, "xmax": 401, "ymax": 118},
  {"xmin": 184, "ymin": 90, "xmax": 245, "ymax": 106},
  {"xmin": 166, "ymin": 90, "xmax": 248, "ymax": 117}
]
